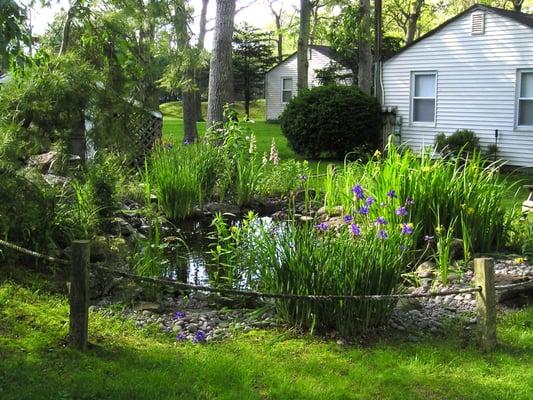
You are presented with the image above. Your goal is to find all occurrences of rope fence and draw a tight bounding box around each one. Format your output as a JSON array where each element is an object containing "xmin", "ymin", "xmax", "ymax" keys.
[{"xmin": 2, "ymin": 238, "xmax": 532, "ymax": 352}]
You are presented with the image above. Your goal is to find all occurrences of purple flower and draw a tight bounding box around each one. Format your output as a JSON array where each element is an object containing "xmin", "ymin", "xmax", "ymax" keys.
[
  {"xmin": 358, "ymin": 206, "xmax": 369, "ymax": 215},
  {"xmin": 377, "ymin": 229, "xmax": 388, "ymax": 240},
  {"xmin": 300, "ymin": 174, "xmax": 308, "ymax": 181},
  {"xmin": 401, "ymin": 223, "xmax": 413, "ymax": 235},
  {"xmin": 424, "ymin": 235, "xmax": 435, "ymax": 241},
  {"xmin": 350, "ymin": 223, "xmax": 362, "ymax": 236},
  {"xmin": 405, "ymin": 197, "xmax": 415, "ymax": 206},
  {"xmin": 352, "ymin": 183, "xmax": 365, "ymax": 200},
  {"xmin": 396, "ymin": 206, "xmax": 408, "ymax": 217},
  {"xmin": 315, "ymin": 222, "xmax": 329, "ymax": 231},
  {"xmin": 176, "ymin": 332, "xmax": 188, "ymax": 341},
  {"xmin": 173, "ymin": 311, "xmax": 186, "ymax": 320},
  {"xmin": 399, "ymin": 244, "xmax": 407, "ymax": 251},
  {"xmin": 374, "ymin": 216, "xmax": 388, "ymax": 226},
  {"xmin": 365, "ymin": 196, "xmax": 376, "ymax": 207},
  {"xmin": 387, "ymin": 189, "xmax": 397, "ymax": 198},
  {"xmin": 193, "ymin": 330, "xmax": 206, "ymax": 344},
  {"xmin": 183, "ymin": 139, "xmax": 190, "ymax": 145},
  {"xmin": 343, "ymin": 215, "xmax": 353, "ymax": 223}
]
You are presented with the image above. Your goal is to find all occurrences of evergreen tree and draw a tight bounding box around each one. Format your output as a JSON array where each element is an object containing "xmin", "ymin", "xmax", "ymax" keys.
[{"xmin": 232, "ymin": 23, "xmax": 276, "ymax": 118}]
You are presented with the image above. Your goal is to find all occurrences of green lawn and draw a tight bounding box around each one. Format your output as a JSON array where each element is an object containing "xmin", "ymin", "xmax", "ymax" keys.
[{"xmin": 1, "ymin": 269, "xmax": 532, "ymax": 400}]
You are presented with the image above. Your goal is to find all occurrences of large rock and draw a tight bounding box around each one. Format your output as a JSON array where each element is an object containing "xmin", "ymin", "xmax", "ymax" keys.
[
  {"xmin": 28, "ymin": 151, "xmax": 58, "ymax": 173},
  {"xmin": 204, "ymin": 202, "xmax": 241, "ymax": 215}
]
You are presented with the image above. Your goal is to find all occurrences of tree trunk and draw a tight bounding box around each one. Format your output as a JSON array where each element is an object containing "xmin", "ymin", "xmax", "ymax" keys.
[
  {"xmin": 207, "ymin": 0, "xmax": 236, "ymax": 129},
  {"xmin": 512, "ymin": 0, "xmax": 523, "ymax": 12},
  {"xmin": 358, "ymin": 0, "xmax": 372, "ymax": 95},
  {"xmin": 59, "ymin": 0, "xmax": 81, "ymax": 56},
  {"xmin": 406, "ymin": 0, "xmax": 424, "ymax": 45},
  {"xmin": 297, "ymin": 0, "xmax": 312, "ymax": 91},
  {"xmin": 182, "ymin": 89, "xmax": 198, "ymax": 143},
  {"xmin": 275, "ymin": 14, "xmax": 283, "ymax": 63},
  {"xmin": 194, "ymin": 0, "xmax": 209, "ymax": 122}
]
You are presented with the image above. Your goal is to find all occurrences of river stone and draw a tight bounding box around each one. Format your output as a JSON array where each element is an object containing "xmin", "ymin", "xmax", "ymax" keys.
[
  {"xmin": 416, "ymin": 261, "xmax": 436, "ymax": 279},
  {"xmin": 187, "ymin": 324, "xmax": 198, "ymax": 333}
]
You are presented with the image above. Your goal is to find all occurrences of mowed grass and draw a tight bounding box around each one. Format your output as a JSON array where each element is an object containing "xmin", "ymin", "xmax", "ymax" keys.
[{"xmin": 1, "ymin": 269, "xmax": 532, "ymax": 400}]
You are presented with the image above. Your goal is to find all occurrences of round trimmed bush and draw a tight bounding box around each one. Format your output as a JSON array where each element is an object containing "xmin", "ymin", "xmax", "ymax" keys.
[{"xmin": 279, "ymin": 85, "xmax": 382, "ymax": 159}]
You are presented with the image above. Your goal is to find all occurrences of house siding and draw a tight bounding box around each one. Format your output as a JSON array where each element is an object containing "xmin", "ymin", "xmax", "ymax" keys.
[
  {"xmin": 383, "ymin": 10, "xmax": 533, "ymax": 167},
  {"xmin": 265, "ymin": 49, "xmax": 343, "ymax": 121}
]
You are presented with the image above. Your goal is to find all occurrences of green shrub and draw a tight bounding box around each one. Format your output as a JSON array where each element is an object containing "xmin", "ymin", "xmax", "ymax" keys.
[
  {"xmin": 279, "ymin": 85, "xmax": 382, "ymax": 159},
  {"xmin": 258, "ymin": 159, "xmax": 310, "ymax": 197},
  {"xmin": 435, "ymin": 129, "xmax": 480, "ymax": 157}
]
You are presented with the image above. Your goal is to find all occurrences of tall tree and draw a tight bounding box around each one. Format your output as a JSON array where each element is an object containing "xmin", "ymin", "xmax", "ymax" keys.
[
  {"xmin": 207, "ymin": 0, "xmax": 236, "ymax": 128},
  {"xmin": 358, "ymin": 0, "xmax": 372, "ymax": 94},
  {"xmin": 406, "ymin": 0, "xmax": 425, "ymax": 44},
  {"xmin": 297, "ymin": 0, "xmax": 312, "ymax": 91},
  {"xmin": 232, "ymin": 23, "xmax": 276, "ymax": 117},
  {"xmin": 0, "ymin": 0, "xmax": 28, "ymax": 73}
]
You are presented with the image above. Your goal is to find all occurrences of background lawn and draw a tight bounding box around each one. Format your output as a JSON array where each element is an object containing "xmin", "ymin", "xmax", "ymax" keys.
[
  {"xmin": 0, "ymin": 267, "xmax": 532, "ymax": 400},
  {"xmin": 161, "ymin": 101, "xmax": 532, "ymax": 211}
]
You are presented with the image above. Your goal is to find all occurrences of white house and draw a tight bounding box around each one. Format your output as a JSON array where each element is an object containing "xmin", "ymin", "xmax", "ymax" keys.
[
  {"xmin": 382, "ymin": 5, "xmax": 533, "ymax": 167},
  {"xmin": 265, "ymin": 45, "xmax": 351, "ymax": 121}
]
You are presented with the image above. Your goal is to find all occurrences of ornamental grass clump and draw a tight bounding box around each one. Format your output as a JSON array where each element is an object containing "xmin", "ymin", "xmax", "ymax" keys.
[
  {"xmin": 323, "ymin": 143, "xmax": 515, "ymax": 252},
  {"xmin": 211, "ymin": 195, "xmax": 418, "ymax": 336},
  {"xmin": 150, "ymin": 143, "xmax": 220, "ymax": 220}
]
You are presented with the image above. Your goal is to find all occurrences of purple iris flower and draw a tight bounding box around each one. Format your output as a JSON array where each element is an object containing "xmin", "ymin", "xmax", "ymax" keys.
[
  {"xmin": 176, "ymin": 332, "xmax": 188, "ymax": 341},
  {"xmin": 350, "ymin": 223, "xmax": 362, "ymax": 236},
  {"xmin": 366, "ymin": 196, "xmax": 376, "ymax": 207},
  {"xmin": 352, "ymin": 183, "xmax": 365, "ymax": 200},
  {"xmin": 405, "ymin": 197, "xmax": 415, "ymax": 206},
  {"xmin": 374, "ymin": 216, "xmax": 388, "ymax": 226},
  {"xmin": 193, "ymin": 330, "xmax": 207, "ymax": 344},
  {"xmin": 401, "ymin": 223, "xmax": 413, "ymax": 235},
  {"xmin": 377, "ymin": 229, "xmax": 388, "ymax": 240},
  {"xmin": 183, "ymin": 139, "xmax": 190, "ymax": 145},
  {"xmin": 343, "ymin": 215, "xmax": 353, "ymax": 223},
  {"xmin": 358, "ymin": 206, "xmax": 369, "ymax": 215},
  {"xmin": 315, "ymin": 222, "xmax": 329, "ymax": 231},
  {"xmin": 396, "ymin": 206, "xmax": 408, "ymax": 217},
  {"xmin": 387, "ymin": 189, "xmax": 397, "ymax": 198},
  {"xmin": 173, "ymin": 311, "xmax": 186, "ymax": 320},
  {"xmin": 424, "ymin": 235, "xmax": 435, "ymax": 241}
]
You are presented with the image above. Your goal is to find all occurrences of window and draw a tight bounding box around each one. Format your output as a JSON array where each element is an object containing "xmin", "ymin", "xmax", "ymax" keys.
[
  {"xmin": 411, "ymin": 72, "xmax": 436, "ymax": 124},
  {"xmin": 518, "ymin": 70, "xmax": 533, "ymax": 127},
  {"xmin": 282, "ymin": 78, "xmax": 293, "ymax": 103}
]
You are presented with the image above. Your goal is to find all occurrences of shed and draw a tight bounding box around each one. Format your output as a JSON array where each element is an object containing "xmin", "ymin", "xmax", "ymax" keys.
[
  {"xmin": 382, "ymin": 5, "xmax": 533, "ymax": 167},
  {"xmin": 265, "ymin": 45, "xmax": 352, "ymax": 121}
]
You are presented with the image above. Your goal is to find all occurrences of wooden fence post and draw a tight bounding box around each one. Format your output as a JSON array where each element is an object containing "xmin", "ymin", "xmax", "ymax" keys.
[
  {"xmin": 69, "ymin": 240, "xmax": 90, "ymax": 351},
  {"xmin": 474, "ymin": 257, "xmax": 497, "ymax": 351}
]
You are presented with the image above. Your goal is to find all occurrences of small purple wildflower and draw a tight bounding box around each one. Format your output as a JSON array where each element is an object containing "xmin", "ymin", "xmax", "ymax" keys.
[
  {"xmin": 387, "ymin": 189, "xmax": 397, "ymax": 198},
  {"xmin": 366, "ymin": 196, "xmax": 376, "ymax": 207},
  {"xmin": 424, "ymin": 235, "xmax": 435, "ymax": 241},
  {"xmin": 173, "ymin": 311, "xmax": 186, "ymax": 320},
  {"xmin": 183, "ymin": 139, "xmax": 190, "ymax": 145},
  {"xmin": 193, "ymin": 330, "xmax": 207, "ymax": 344},
  {"xmin": 358, "ymin": 206, "xmax": 369, "ymax": 215},
  {"xmin": 300, "ymin": 174, "xmax": 308, "ymax": 181},
  {"xmin": 315, "ymin": 222, "xmax": 329, "ymax": 231},
  {"xmin": 352, "ymin": 183, "xmax": 365, "ymax": 200},
  {"xmin": 405, "ymin": 197, "xmax": 415, "ymax": 206},
  {"xmin": 401, "ymin": 223, "xmax": 413, "ymax": 235},
  {"xmin": 374, "ymin": 216, "xmax": 388, "ymax": 226},
  {"xmin": 176, "ymin": 332, "xmax": 188, "ymax": 341},
  {"xmin": 350, "ymin": 223, "xmax": 362, "ymax": 236},
  {"xmin": 396, "ymin": 206, "xmax": 408, "ymax": 217},
  {"xmin": 343, "ymin": 215, "xmax": 353, "ymax": 223},
  {"xmin": 377, "ymin": 229, "xmax": 388, "ymax": 240}
]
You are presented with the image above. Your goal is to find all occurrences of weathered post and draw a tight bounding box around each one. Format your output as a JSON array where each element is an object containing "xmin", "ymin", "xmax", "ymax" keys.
[
  {"xmin": 474, "ymin": 257, "xmax": 497, "ymax": 351},
  {"xmin": 69, "ymin": 240, "xmax": 90, "ymax": 351}
]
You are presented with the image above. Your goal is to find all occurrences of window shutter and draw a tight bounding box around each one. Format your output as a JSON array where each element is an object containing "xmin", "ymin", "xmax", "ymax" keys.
[{"xmin": 471, "ymin": 12, "xmax": 485, "ymax": 34}]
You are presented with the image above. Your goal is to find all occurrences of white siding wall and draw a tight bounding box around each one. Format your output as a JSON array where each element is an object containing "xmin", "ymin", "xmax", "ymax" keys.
[
  {"xmin": 265, "ymin": 49, "xmax": 339, "ymax": 120},
  {"xmin": 383, "ymin": 10, "xmax": 533, "ymax": 167}
]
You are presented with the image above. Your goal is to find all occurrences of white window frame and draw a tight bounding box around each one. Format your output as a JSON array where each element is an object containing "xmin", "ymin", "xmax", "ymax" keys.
[
  {"xmin": 281, "ymin": 77, "xmax": 293, "ymax": 104},
  {"xmin": 516, "ymin": 69, "xmax": 533, "ymax": 129},
  {"xmin": 410, "ymin": 71, "xmax": 437, "ymax": 127}
]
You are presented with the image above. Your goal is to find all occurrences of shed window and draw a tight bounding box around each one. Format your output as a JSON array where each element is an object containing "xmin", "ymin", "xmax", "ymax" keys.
[
  {"xmin": 411, "ymin": 72, "xmax": 436, "ymax": 124},
  {"xmin": 282, "ymin": 78, "xmax": 293, "ymax": 103},
  {"xmin": 518, "ymin": 71, "xmax": 533, "ymax": 126}
]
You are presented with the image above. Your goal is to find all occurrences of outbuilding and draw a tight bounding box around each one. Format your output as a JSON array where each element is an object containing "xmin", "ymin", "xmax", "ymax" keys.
[{"xmin": 382, "ymin": 5, "xmax": 533, "ymax": 167}]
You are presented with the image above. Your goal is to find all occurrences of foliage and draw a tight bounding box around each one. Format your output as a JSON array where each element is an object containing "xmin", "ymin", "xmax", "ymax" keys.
[
  {"xmin": 150, "ymin": 143, "xmax": 220, "ymax": 220},
  {"xmin": 0, "ymin": 0, "xmax": 29, "ymax": 72},
  {"xmin": 232, "ymin": 23, "xmax": 277, "ymax": 117},
  {"xmin": 211, "ymin": 209, "xmax": 417, "ymax": 336},
  {"xmin": 322, "ymin": 143, "xmax": 515, "ymax": 253},
  {"xmin": 314, "ymin": 61, "xmax": 352, "ymax": 86},
  {"xmin": 280, "ymin": 85, "xmax": 382, "ymax": 159},
  {"xmin": 435, "ymin": 129, "xmax": 481, "ymax": 158},
  {"xmin": 258, "ymin": 159, "xmax": 310, "ymax": 197},
  {"xmin": 507, "ymin": 215, "xmax": 533, "ymax": 257}
]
